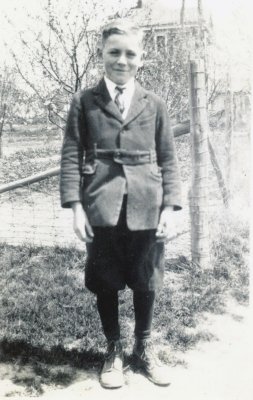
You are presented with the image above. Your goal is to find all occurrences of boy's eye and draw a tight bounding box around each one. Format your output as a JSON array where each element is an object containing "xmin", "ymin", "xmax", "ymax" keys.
[
  {"xmin": 127, "ymin": 52, "xmax": 136, "ymax": 57},
  {"xmin": 109, "ymin": 50, "xmax": 120, "ymax": 55},
  {"xmin": 108, "ymin": 50, "xmax": 136, "ymax": 57}
]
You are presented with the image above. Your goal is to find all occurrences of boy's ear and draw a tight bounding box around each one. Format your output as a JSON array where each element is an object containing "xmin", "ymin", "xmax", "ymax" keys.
[
  {"xmin": 97, "ymin": 47, "xmax": 103, "ymax": 60},
  {"xmin": 138, "ymin": 50, "xmax": 146, "ymax": 68}
]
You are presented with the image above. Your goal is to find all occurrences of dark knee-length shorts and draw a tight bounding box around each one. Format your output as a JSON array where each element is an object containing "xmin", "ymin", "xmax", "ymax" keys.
[{"xmin": 85, "ymin": 197, "xmax": 165, "ymax": 294}]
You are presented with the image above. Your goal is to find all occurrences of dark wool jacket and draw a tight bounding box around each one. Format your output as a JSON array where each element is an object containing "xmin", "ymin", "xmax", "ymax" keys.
[{"xmin": 60, "ymin": 78, "xmax": 182, "ymax": 230}]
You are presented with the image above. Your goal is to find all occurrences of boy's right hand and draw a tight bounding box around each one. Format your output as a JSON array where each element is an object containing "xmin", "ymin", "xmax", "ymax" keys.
[{"xmin": 71, "ymin": 202, "xmax": 94, "ymax": 242}]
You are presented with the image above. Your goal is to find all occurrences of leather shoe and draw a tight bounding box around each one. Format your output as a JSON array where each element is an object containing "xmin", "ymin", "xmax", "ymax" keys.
[
  {"xmin": 100, "ymin": 340, "xmax": 124, "ymax": 389},
  {"xmin": 133, "ymin": 338, "xmax": 171, "ymax": 386}
]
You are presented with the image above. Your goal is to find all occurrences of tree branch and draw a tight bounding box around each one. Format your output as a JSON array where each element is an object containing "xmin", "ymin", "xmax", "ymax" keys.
[
  {"xmin": 11, "ymin": 52, "xmax": 45, "ymax": 102},
  {"xmin": 39, "ymin": 41, "xmax": 74, "ymax": 93}
]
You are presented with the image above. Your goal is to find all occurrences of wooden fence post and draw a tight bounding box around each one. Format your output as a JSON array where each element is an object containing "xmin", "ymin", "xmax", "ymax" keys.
[{"xmin": 189, "ymin": 60, "xmax": 210, "ymax": 269}]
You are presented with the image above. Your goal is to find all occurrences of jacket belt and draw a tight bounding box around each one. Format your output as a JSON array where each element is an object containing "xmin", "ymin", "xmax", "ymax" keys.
[{"xmin": 86, "ymin": 148, "xmax": 157, "ymax": 165}]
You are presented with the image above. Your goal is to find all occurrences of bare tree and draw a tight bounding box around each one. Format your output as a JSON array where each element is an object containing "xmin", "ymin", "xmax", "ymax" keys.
[
  {"xmin": 0, "ymin": 67, "xmax": 26, "ymax": 157},
  {"xmin": 8, "ymin": 0, "xmax": 103, "ymax": 131},
  {"xmin": 7, "ymin": 0, "xmax": 136, "ymax": 131},
  {"xmin": 0, "ymin": 68, "xmax": 12, "ymax": 157},
  {"xmin": 224, "ymin": 68, "xmax": 233, "ymax": 192},
  {"xmin": 138, "ymin": 29, "xmax": 189, "ymax": 122},
  {"xmin": 0, "ymin": 104, "xmax": 7, "ymax": 158},
  {"xmin": 197, "ymin": 0, "xmax": 204, "ymax": 25},
  {"xmin": 180, "ymin": 0, "xmax": 186, "ymax": 27}
]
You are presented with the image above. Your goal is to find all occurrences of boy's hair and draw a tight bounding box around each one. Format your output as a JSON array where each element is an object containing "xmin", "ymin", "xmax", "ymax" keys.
[{"xmin": 100, "ymin": 19, "xmax": 144, "ymax": 48}]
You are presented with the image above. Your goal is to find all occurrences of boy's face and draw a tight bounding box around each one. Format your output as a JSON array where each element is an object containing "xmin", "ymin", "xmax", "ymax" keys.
[{"xmin": 101, "ymin": 33, "xmax": 143, "ymax": 85}]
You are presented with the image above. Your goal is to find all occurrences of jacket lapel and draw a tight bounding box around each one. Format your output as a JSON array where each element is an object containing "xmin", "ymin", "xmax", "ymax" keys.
[
  {"xmin": 93, "ymin": 79, "xmax": 124, "ymax": 123},
  {"xmin": 93, "ymin": 78, "xmax": 149, "ymax": 125},
  {"xmin": 123, "ymin": 81, "xmax": 148, "ymax": 127}
]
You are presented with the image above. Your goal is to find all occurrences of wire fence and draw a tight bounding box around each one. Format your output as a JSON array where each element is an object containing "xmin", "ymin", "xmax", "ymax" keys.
[
  {"xmin": 0, "ymin": 129, "xmax": 249, "ymax": 259},
  {"xmin": 0, "ymin": 174, "xmax": 192, "ymax": 258},
  {"xmin": 0, "ymin": 186, "xmax": 79, "ymax": 247}
]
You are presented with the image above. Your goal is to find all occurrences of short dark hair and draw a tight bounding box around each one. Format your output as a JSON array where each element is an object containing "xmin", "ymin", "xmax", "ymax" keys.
[{"xmin": 101, "ymin": 19, "xmax": 144, "ymax": 48}]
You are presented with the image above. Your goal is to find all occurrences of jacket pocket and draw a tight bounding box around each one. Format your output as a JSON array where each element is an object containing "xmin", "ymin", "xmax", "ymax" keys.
[
  {"xmin": 82, "ymin": 162, "xmax": 97, "ymax": 175},
  {"xmin": 138, "ymin": 113, "xmax": 156, "ymax": 126},
  {"xmin": 81, "ymin": 162, "xmax": 97, "ymax": 187},
  {"xmin": 150, "ymin": 163, "xmax": 162, "ymax": 180}
]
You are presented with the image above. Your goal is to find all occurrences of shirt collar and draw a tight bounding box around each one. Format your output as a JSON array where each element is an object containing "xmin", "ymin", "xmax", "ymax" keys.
[{"xmin": 104, "ymin": 75, "xmax": 135, "ymax": 97}]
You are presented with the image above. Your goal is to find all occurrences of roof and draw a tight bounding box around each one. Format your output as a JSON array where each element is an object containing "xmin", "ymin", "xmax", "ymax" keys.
[
  {"xmin": 133, "ymin": 7, "xmax": 200, "ymax": 27},
  {"xmin": 88, "ymin": 2, "xmax": 211, "ymax": 32},
  {"xmin": 128, "ymin": 1, "xmax": 211, "ymax": 28}
]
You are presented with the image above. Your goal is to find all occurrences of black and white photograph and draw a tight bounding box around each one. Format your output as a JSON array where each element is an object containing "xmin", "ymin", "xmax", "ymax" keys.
[{"xmin": 0, "ymin": 0, "xmax": 252, "ymax": 399}]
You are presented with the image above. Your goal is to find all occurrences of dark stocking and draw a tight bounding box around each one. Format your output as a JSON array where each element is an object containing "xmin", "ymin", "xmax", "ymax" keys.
[{"xmin": 96, "ymin": 291, "xmax": 120, "ymax": 342}]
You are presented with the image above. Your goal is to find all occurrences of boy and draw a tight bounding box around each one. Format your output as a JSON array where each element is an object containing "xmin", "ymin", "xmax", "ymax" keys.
[{"xmin": 60, "ymin": 19, "xmax": 182, "ymax": 389}]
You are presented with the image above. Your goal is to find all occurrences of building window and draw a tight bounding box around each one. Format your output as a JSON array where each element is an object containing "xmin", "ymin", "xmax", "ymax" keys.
[{"xmin": 156, "ymin": 34, "xmax": 166, "ymax": 54}]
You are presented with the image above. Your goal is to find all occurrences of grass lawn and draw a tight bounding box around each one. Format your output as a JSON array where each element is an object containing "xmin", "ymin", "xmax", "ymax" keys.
[
  {"xmin": 0, "ymin": 125, "xmax": 250, "ymax": 395},
  {"xmin": 0, "ymin": 209, "xmax": 249, "ymax": 354}
]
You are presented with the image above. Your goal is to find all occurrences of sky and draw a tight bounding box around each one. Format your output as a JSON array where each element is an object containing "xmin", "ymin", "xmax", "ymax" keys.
[
  {"xmin": 0, "ymin": 0, "xmax": 251, "ymax": 33},
  {"xmin": 0, "ymin": 0, "xmax": 251, "ymax": 86},
  {"xmin": 0, "ymin": 0, "xmax": 251, "ymax": 22},
  {"xmin": 0, "ymin": 0, "xmax": 251, "ymax": 45}
]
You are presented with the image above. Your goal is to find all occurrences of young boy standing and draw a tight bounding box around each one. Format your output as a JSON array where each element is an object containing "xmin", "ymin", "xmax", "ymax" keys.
[{"xmin": 60, "ymin": 19, "xmax": 182, "ymax": 389}]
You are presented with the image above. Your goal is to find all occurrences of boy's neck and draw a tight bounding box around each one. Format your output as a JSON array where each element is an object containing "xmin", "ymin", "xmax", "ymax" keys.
[{"xmin": 104, "ymin": 75, "xmax": 135, "ymax": 88}]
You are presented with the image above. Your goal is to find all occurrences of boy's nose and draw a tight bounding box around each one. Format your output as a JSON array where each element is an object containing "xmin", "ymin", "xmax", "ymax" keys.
[{"xmin": 117, "ymin": 53, "xmax": 127, "ymax": 65}]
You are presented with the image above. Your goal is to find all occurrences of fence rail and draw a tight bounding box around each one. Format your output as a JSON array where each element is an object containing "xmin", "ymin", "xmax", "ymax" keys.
[
  {"xmin": 1, "ymin": 118, "xmax": 246, "ymax": 260},
  {"xmin": 0, "ymin": 167, "xmax": 60, "ymax": 194},
  {"xmin": 0, "ymin": 149, "xmax": 191, "ymax": 257}
]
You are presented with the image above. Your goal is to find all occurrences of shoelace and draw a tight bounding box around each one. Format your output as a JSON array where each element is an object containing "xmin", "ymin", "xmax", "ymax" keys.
[
  {"xmin": 137, "ymin": 340, "xmax": 160, "ymax": 366},
  {"xmin": 105, "ymin": 341, "xmax": 123, "ymax": 370},
  {"xmin": 142, "ymin": 341, "xmax": 156, "ymax": 361}
]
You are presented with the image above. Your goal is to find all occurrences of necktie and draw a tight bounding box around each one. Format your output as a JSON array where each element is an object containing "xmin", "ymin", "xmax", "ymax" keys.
[{"xmin": 114, "ymin": 86, "xmax": 125, "ymax": 114}]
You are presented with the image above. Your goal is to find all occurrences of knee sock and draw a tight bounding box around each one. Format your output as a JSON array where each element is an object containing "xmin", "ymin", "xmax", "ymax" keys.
[
  {"xmin": 96, "ymin": 291, "xmax": 120, "ymax": 342},
  {"xmin": 133, "ymin": 291, "xmax": 155, "ymax": 340}
]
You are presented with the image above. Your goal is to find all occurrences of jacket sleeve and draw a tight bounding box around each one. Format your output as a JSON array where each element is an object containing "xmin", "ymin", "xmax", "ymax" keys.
[
  {"xmin": 156, "ymin": 99, "xmax": 182, "ymax": 210},
  {"xmin": 60, "ymin": 92, "xmax": 85, "ymax": 208}
]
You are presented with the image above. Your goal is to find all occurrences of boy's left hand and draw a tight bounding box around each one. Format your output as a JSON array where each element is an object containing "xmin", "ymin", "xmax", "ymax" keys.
[{"xmin": 156, "ymin": 206, "xmax": 177, "ymax": 242}]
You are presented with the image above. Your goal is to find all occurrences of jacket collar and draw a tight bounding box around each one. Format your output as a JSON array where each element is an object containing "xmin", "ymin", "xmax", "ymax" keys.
[{"xmin": 92, "ymin": 78, "xmax": 149, "ymax": 125}]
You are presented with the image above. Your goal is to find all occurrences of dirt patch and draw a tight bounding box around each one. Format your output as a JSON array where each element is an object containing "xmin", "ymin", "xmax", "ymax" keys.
[{"xmin": 0, "ymin": 299, "xmax": 252, "ymax": 400}]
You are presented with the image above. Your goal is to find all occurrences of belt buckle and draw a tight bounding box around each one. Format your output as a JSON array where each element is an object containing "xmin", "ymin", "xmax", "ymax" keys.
[
  {"xmin": 113, "ymin": 150, "xmax": 145, "ymax": 165},
  {"xmin": 113, "ymin": 150, "xmax": 123, "ymax": 164}
]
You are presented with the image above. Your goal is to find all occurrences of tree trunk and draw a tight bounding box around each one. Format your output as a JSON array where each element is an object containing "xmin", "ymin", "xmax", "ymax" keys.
[
  {"xmin": 8, "ymin": 121, "xmax": 14, "ymax": 132},
  {"xmin": 180, "ymin": 0, "xmax": 185, "ymax": 27},
  {"xmin": 0, "ymin": 104, "xmax": 7, "ymax": 158},
  {"xmin": 0, "ymin": 135, "xmax": 2, "ymax": 159},
  {"xmin": 225, "ymin": 69, "xmax": 233, "ymax": 193},
  {"xmin": 196, "ymin": 0, "xmax": 206, "ymax": 61},
  {"xmin": 197, "ymin": 0, "xmax": 204, "ymax": 24},
  {"xmin": 208, "ymin": 137, "xmax": 229, "ymax": 207},
  {"xmin": 189, "ymin": 60, "xmax": 210, "ymax": 269}
]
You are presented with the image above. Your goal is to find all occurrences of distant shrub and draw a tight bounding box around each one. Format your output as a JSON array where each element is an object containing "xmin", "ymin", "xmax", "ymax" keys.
[{"xmin": 210, "ymin": 211, "xmax": 249, "ymax": 304}]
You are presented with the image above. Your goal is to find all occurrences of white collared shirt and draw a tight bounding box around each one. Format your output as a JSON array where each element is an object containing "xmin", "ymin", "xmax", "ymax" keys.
[{"xmin": 104, "ymin": 75, "xmax": 135, "ymax": 119}]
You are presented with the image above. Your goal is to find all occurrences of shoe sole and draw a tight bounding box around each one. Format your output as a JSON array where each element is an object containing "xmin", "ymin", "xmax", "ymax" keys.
[
  {"xmin": 133, "ymin": 354, "xmax": 171, "ymax": 387},
  {"xmin": 100, "ymin": 381, "xmax": 124, "ymax": 389}
]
